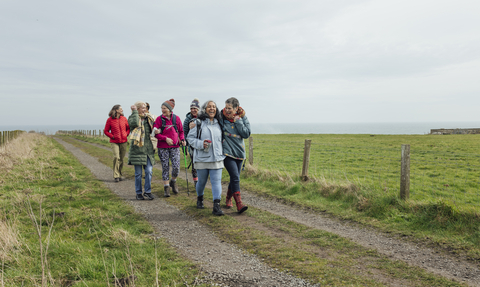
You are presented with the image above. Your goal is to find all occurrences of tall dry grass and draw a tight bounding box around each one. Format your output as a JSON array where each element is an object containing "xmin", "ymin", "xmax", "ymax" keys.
[
  {"xmin": 0, "ymin": 133, "xmax": 46, "ymax": 172},
  {"xmin": 0, "ymin": 218, "xmax": 19, "ymax": 263}
]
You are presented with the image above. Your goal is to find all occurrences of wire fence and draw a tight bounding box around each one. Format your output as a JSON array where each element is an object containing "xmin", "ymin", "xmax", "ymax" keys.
[
  {"xmin": 56, "ymin": 130, "xmax": 480, "ymax": 209},
  {"xmin": 248, "ymin": 138, "xmax": 480, "ymax": 209},
  {"xmin": 0, "ymin": 130, "xmax": 26, "ymax": 147}
]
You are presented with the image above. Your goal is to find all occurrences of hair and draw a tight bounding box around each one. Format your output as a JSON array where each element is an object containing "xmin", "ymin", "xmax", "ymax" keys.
[
  {"xmin": 146, "ymin": 102, "xmax": 150, "ymax": 111},
  {"xmin": 108, "ymin": 104, "xmax": 122, "ymax": 118},
  {"xmin": 225, "ymin": 97, "xmax": 240, "ymax": 108},
  {"xmin": 134, "ymin": 101, "xmax": 146, "ymax": 110},
  {"xmin": 198, "ymin": 100, "xmax": 221, "ymax": 122}
]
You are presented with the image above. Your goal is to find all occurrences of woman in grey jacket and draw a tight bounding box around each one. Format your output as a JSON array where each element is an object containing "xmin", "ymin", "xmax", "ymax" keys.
[
  {"xmin": 222, "ymin": 97, "xmax": 251, "ymax": 214},
  {"xmin": 187, "ymin": 100, "xmax": 226, "ymax": 216}
]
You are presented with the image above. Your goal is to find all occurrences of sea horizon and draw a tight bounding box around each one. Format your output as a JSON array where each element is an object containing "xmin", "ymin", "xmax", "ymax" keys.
[{"xmin": 2, "ymin": 121, "xmax": 480, "ymax": 135}]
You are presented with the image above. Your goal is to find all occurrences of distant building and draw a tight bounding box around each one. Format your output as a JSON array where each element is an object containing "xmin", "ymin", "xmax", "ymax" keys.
[{"xmin": 430, "ymin": 128, "xmax": 480, "ymax": 135}]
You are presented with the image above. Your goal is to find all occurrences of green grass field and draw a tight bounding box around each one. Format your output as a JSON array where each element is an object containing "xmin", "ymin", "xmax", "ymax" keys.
[{"xmin": 248, "ymin": 134, "xmax": 480, "ymax": 209}]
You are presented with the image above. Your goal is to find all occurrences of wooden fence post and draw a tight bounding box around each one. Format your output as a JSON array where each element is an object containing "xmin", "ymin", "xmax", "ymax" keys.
[
  {"xmin": 301, "ymin": 139, "xmax": 312, "ymax": 181},
  {"xmin": 400, "ymin": 144, "xmax": 410, "ymax": 200},
  {"xmin": 248, "ymin": 137, "xmax": 253, "ymax": 165}
]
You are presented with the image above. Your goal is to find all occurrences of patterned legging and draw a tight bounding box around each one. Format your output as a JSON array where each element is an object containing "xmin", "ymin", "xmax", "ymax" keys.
[{"xmin": 158, "ymin": 148, "xmax": 180, "ymax": 181}]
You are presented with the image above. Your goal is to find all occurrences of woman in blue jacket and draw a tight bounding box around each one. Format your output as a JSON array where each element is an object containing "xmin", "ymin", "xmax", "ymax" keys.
[
  {"xmin": 222, "ymin": 97, "xmax": 251, "ymax": 214},
  {"xmin": 187, "ymin": 100, "xmax": 226, "ymax": 216}
]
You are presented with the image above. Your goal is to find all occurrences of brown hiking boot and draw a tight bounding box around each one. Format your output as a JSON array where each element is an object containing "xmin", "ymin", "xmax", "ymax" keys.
[
  {"xmin": 164, "ymin": 186, "xmax": 171, "ymax": 197},
  {"xmin": 170, "ymin": 179, "xmax": 179, "ymax": 194}
]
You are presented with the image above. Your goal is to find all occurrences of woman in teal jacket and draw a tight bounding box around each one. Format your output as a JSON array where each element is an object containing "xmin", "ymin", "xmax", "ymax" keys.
[
  {"xmin": 128, "ymin": 101, "xmax": 156, "ymax": 201},
  {"xmin": 221, "ymin": 97, "xmax": 251, "ymax": 214}
]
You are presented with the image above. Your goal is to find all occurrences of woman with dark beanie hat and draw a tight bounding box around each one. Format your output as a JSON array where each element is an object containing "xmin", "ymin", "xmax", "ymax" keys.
[
  {"xmin": 153, "ymin": 98, "xmax": 186, "ymax": 197},
  {"xmin": 221, "ymin": 97, "xmax": 251, "ymax": 214},
  {"xmin": 183, "ymin": 98, "xmax": 201, "ymax": 186}
]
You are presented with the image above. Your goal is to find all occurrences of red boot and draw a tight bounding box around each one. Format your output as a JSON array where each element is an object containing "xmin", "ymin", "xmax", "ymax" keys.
[
  {"xmin": 225, "ymin": 189, "xmax": 233, "ymax": 209},
  {"xmin": 232, "ymin": 191, "xmax": 248, "ymax": 214}
]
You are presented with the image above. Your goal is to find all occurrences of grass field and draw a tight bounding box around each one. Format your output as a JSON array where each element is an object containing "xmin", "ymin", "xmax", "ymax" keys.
[
  {"xmin": 248, "ymin": 133, "xmax": 480, "ymax": 208},
  {"xmin": 243, "ymin": 133, "xmax": 480, "ymax": 260}
]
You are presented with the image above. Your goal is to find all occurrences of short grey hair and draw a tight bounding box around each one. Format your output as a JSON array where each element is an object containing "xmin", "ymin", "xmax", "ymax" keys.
[{"xmin": 225, "ymin": 97, "xmax": 240, "ymax": 108}]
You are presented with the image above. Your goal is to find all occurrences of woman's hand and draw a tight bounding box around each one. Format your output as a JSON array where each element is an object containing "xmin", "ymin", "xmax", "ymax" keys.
[
  {"xmin": 166, "ymin": 138, "xmax": 174, "ymax": 146},
  {"xmin": 153, "ymin": 128, "xmax": 160, "ymax": 134},
  {"xmin": 234, "ymin": 115, "xmax": 240, "ymax": 121},
  {"xmin": 189, "ymin": 121, "xmax": 196, "ymax": 129},
  {"xmin": 131, "ymin": 105, "xmax": 137, "ymax": 111},
  {"xmin": 181, "ymin": 140, "xmax": 186, "ymax": 146},
  {"xmin": 203, "ymin": 140, "xmax": 211, "ymax": 149}
]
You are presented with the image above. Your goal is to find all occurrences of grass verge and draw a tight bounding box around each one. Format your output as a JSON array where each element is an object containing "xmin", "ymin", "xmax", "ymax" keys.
[{"xmin": 0, "ymin": 134, "xmax": 204, "ymax": 286}]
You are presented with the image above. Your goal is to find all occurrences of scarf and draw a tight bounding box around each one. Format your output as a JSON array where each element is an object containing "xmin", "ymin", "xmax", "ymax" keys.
[
  {"xmin": 222, "ymin": 107, "xmax": 245, "ymax": 123},
  {"xmin": 129, "ymin": 113, "xmax": 155, "ymax": 147}
]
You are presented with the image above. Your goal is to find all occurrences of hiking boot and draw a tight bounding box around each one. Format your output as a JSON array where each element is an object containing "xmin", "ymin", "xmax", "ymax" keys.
[
  {"xmin": 197, "ymin": 195, "xmax": 204, "ymax": 209},
  {"xmin": 144, "ymin": 193, "xmax": 154, "ymax": 200},
  {"xmin": 170, "ymin": 179, "xmax": 179, "ymax": 194},
  {"xmin": 114, "ymin": 178, "xmax": 119, "ymax": 182},
  {"xmin": 164, "ymin": 186, "xmax": 171, "ymax": 197},
  {"xmin": 118, "ymin": 177, "xmax": 124, "ymax": 181},
  {"xmin": 136, "ymin": 194, "xmax": 145, "ymax": 200},
  {"xmin": 212, "ymin": 199, "xmax": 224, "ymax": 216},
  {"xmin": 225, "ymin": 189, "xmax": 233, "ymax": 209},
  {"xmin": 232, "ymin": 191, "xmax": 248, "ymax": 214}
]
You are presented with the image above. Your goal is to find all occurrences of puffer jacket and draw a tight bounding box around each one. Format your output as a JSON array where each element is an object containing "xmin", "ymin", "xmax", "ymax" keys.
[
  {"xmin": 104, "ymin": 116, "xmax": 130, "ymax": 143},
  {"xmin": 127, "ymin": 110, "xmax": 155, "ymax": 166},
  {"xmin": 153, "ymin": 113, "xmax": 185, "ymax": 149},
  {"xmin": 187, "ymin": 118, "xmax": 225, "ymax": 164},
  {"xmin": 221, "ymin": 112, "xmax": 251, "ymax": 160}
]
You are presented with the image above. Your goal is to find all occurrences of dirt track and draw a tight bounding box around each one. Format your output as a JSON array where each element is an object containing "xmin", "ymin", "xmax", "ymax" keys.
[{"xmin": 55, "ymin": 137, "xmax": 480, "ymax": 286}]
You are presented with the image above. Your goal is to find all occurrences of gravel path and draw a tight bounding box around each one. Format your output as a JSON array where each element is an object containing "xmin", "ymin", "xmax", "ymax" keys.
[{"xmin": 59, "ymin": 138, "xmax": 480, "ymax": 286}]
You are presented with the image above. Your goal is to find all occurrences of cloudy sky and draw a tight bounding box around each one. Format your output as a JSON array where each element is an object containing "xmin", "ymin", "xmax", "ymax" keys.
[{"xmin": 1, "ymin": 0, "xmax": 479, "ymax": 127}]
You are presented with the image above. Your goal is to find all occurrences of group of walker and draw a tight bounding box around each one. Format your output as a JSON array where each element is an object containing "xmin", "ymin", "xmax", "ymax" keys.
[{"xmin": 104, "ymin": 97, "xmax": 251, "ymax": 216}]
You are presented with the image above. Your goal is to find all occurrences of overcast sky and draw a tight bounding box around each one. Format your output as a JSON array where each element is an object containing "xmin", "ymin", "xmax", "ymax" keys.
[{"xmin": 1, "ymin": 0, "xmax": 479, "ymax": 126}]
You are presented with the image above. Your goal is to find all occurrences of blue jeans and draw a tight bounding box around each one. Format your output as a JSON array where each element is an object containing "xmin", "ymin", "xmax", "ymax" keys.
[
  {"xmin": 134, "ymin": 157, "xmax": 153, "ymax": 194},
  {"xmin": 196, "ymin": 168, "xmax": 223, "ymax": 200},
  {"xmin": 224, "ymin": 157, "xmax": 243, "ymax": 192}
]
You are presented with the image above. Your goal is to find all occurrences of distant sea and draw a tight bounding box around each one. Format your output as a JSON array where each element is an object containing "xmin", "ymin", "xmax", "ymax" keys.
[{"xmin": 2, "ymin": 122, "xmax": 480, "ymax": 135}]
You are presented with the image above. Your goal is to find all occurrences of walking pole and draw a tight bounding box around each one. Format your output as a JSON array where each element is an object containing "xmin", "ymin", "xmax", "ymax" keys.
[{"xmin": 182, "ymin": 145, "xmax": 190, "ymax": 196}]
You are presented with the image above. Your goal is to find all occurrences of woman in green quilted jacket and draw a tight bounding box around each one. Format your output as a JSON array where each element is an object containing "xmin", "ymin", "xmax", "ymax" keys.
[{"xmin": 128, "ymin": 101, "xmax": 156, "ymax": 201}]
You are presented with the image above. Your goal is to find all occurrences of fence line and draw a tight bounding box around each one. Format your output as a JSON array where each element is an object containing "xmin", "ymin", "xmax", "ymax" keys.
[
  {"xmin": 57, "ymin": 130, "xmax": 106, "ymax": 138},
  {"xmin": 57, "ymin": 130, "xmax": 480, "ymax": 209},
  {"xmin": 247, "ymin": 137, "xmax": 480, "ymax": 208},
  {"xmin": 0, "ymin": 130, "xmax": 26, "ymax": 147}
]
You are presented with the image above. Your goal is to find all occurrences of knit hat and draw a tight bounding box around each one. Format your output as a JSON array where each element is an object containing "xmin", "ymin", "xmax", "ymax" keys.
[
  {"xmin": 190, "ymin": 98, "xmax": 200, "ymax": 110},
  {"xmin": 162, "ymin": 98, "xmax": 175, "ymax": 111}
]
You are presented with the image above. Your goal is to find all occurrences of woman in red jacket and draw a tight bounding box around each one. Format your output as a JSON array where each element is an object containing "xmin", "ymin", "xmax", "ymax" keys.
[{"xmin": 104, "ymin": 105, "xmax": 130, "ymax": 182}]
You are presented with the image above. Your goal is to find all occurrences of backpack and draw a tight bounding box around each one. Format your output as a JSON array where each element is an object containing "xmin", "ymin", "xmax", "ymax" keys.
[{"xmin": 160, "ymin": 114, "xmax": 179, "ymax": 134}]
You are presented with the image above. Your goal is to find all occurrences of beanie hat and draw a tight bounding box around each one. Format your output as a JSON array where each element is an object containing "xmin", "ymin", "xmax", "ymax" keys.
[
  {"xmin": 162, "ymin": 98, "xmax": 175, "ymax": 111},
  {"xmin": 190, "ymin": 98, "xmax": 200, "ymax": 110}
]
